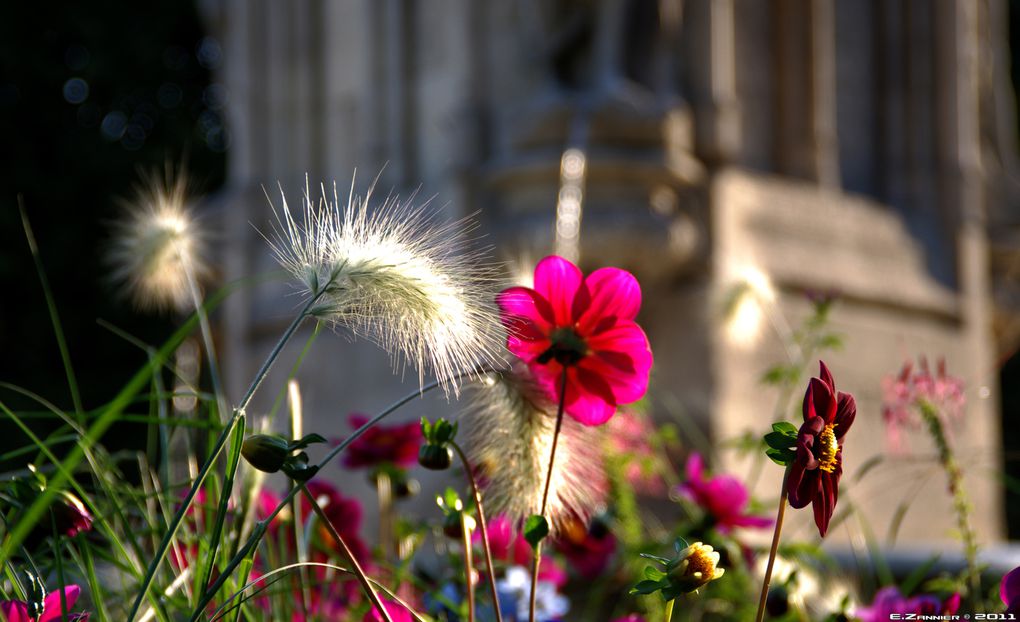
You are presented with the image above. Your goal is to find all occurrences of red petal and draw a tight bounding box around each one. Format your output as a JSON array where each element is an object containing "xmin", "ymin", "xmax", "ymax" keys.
[
  {"xmin": 496, "ymin": 286, "xmax": 554, "ymax": 331},
  {"xmin": 818, "ymin": 360, "xmax": 835, "ymax": 391},
  {"xmin": 803, "ymin": 377, "xmax": 837, "ymax": 424},
  {"xmin": 533, "ymin": 256, "xmax": 583, "ymax": 326},
  {"xmin": 834, "ymin": 391, "xmax": 856, "ymax": 439},
  {"xmin": 787, "ymin": 464, "xmax": 817, "ymax": 509},
  {"xmin": 575, "ymin": 267, "xmax": 642, "ymax": 332}
]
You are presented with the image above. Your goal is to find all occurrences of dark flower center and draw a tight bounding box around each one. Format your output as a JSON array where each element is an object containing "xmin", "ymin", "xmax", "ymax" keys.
[
  {"xmin": 817, "ymin": 423, "xmax": 839, "ymax": 473},
  {"xmin": 537, "ymin": 327, "xmax": 589, "ymax": 366}
]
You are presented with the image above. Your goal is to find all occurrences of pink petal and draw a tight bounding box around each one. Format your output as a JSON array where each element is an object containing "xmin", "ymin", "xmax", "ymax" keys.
[
  {"xmin": 583, "ymin": 324, "xmax": 653, "ymax": 405},
  {"xmin": 563, "ymin": 378, "xmax": 617, "ymax": 426},
  {"xmin": 40, "ymin": 586, "xmax": 81, "ymax": 622},
  {"xmin": 532, "ymin": 256, "xmax": 583, "ymax": 326},
  {"xmin": 496, "ymin": 286, "xmax": 555, "ymax": 331},
  {"xmin": 507, "ymin": 332, "xmax": 552, "ymax": 364},
  {"xmin": 0, "ymin": 601, "xmax": 30, "ymax": 622},
  {"xmin": 685, "ymin": 453, "xmax": 705, "ymax": 483},
  {"xmin": 575, "ymin": 267, "xmax": 642, "ymax": 333},
  {"xmin": 705, "ymin": 476, "xmax": 750, "ymax": 517}
]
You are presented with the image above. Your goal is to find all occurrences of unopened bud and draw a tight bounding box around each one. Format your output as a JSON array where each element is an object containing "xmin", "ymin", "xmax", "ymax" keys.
[
  {"xmin": 241, "ymin": 434, "xmax": 290, "ymax": 473},
  {"xmin": 418, "ymin": 444, "xmax": 453, "ymax": 471}
]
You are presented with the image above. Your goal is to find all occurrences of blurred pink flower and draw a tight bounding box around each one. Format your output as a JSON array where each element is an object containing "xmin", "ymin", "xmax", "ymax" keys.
[
  {"xmin": 341, "ymin": 413, "xmax": 423, "ymax": 470},
  {"xmin": 0, "ymin": 585, "xmax": 89, "ymax": 622},
  {"xmin": 363, "ymin": 599, "xmax": 414, "ymax": 622},
  {"xmin": 678, "ymin": 453, "xmax": 771, "ymax": 533},
  {"xmin": 1003, "ymin": 566, "xmax": 1020, "ymax": 614},
  {"xmin": 476, "ymin": 514, "xmax": 568, "ymax": 588},
  {"xmin": 554, "ymin": 516, "xmax": 617, "ymax": 580},
  {"xmin": 882, "ymin": 357, "xmax": 965, "ymax": 452},
  {"xmin": 856, "ymin": 586, "xmax": 960, "ymax": 621},
  {"xmin": 300, "ymin": 481, "xmax": 371, "ymax": 564},
  {"xmin": 496, "ymin": 255, "xmax": 653, "ymax": 426},
  {"xmin": 611, "ymin": 616, "xmax": 646, "ymax": 622},
  {"xmin": 606, "ymin": 410, "xmax": 666, "ymax": 495}
]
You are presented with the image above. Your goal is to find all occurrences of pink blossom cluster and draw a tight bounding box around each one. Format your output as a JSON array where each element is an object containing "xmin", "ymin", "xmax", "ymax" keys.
[{"xmin": 881, "ymin": 357, "xmax": 965, "ymax": 452}]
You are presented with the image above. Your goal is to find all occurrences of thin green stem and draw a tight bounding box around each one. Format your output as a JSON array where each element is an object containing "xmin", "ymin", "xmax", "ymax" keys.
[
  {"xmin": 755, "ymin": 469, "xmax": 790, "ymax": 622},
  {"xmin": 664, "ymin": 598, "xmax": 674, "ymax": 622},
  {"xmin": 18, "ymin": 197, "xmax": 84, "ymax": 420},
  {"xmin": 187, "ymin": 367, "xmax": 502, "ymax": 620},
  {"xmin": 451, "ymin": 442, "xmax": 504, "ymax": 622},
  {"xmin": 529, "ymin": 369, "xmax": 569, "ymax": 622},
  {"xmin": 126, "ymin": 293, "xmax": 323, "ymax": 622},
  {"xmin": 300, "ymin": 484, "xmax": 394, "ymax": 622}
]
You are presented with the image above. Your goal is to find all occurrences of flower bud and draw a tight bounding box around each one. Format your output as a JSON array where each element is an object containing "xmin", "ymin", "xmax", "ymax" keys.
[
  {"xmin": 668, "ymin": 542, "xmax": 724, "ymax": 594},
  {"xmin": 241, "ymin": 434, "xmax": 290, "ymax": 473},
  {"xmin": 418, "ymin": 444, "xmax": 453, "ymax": 470}
]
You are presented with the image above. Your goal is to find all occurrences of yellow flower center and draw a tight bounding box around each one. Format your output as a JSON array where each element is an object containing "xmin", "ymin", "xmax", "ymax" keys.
[
  {"xmin": 685, "ymin": 546, "xmax": 717, "ymax": 581},
  {"xmin": 818, "ymin": 423, "xmax": 839, "ymax": 473}
]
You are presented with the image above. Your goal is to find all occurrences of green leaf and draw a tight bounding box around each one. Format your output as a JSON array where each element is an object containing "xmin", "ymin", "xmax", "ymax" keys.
[
  {"xmin": 766, "ymin": 447, "xmax": 796, "ymax": 466},
  {"xmin": 638, "ymin": 553, "xmax": 672, "ymax": 564},
  {"xmin": 644, "ymin": 566, "xmax": 667, "ymax": 581},
  {"xmin": 523, "ymin": 514, "xmax": 549, "ymax": 549},
  {"xmin": 761, "ymin": 364, "xmax": 800, "ymax": 386},
  {"xmin": 771, "ymin": 421, "xmax": 798, "ymax": 436},
  {"xmin": 420, "ymin": 417, "xmax": 432, "ymax": 438},
  {"xmin": 629, "ymin": 579, "xmax": 666, "ymax": 596}
]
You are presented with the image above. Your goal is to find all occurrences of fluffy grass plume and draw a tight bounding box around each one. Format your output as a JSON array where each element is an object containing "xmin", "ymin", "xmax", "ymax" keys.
[
  {"xmin": 463, "ymin": 366, "xmax": 607, "ymax": 533},
  {"xmin": 108, "ymin": 170, "xmax": 208, "ymax": 312},
  {"xmin": 267, "ymin": 177, "xmax": 504, "ymax": 395}
]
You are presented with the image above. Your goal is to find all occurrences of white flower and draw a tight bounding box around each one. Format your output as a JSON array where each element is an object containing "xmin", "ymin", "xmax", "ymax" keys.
[
  {"xmin": 266, "ymin": 177, "xmax": 503, "ymax": 395},
  {"xmin": 496, "ymin": 565, "xmax": 569, "ymax": 622},
  {"xmin": 108, "ymin": 172, "xmax": 208, "ymax": 312}
]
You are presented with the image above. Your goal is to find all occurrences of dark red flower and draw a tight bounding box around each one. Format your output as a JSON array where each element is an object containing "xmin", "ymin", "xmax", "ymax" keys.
[
  {"xmin": 300, "ymin": 481, "xmax": 371, "ymax": 564},
  {"xmin": 496, "ymin": 255, "xmax": 652, "ymax": 426},
  {"xmin": 786, "ymin": 361, "xmax": 856, "ymax": 537},
  {"xmin": 341, "ymin": 413, "xmax": 423, "ymax": 470},
  {"xmin": 554, "ymin": 515, "xmax": 617, "ymax": 580}
]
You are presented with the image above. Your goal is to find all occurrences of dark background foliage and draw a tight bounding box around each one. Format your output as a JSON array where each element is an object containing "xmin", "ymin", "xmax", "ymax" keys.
[{"xmin": 0, "ymin": 2, "xmax": 225, "ymax": 461}]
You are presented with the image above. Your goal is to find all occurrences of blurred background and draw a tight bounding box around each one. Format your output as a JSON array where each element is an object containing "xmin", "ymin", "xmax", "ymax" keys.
[{"xmin": 2, "ymin": 0, "xmax": 1020, "ymax": 563}]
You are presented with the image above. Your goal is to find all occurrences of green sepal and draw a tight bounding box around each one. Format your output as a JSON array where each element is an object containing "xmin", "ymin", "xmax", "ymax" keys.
[{"xmin": 523, "ymin": 514, "xmax": 549, "ymax": 549}]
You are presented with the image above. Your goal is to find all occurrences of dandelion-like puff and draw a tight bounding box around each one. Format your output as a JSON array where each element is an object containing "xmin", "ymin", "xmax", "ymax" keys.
[
  {"xmin": 108, "ymin": 171, "xmax": 208, "ymax": 312},
  {"xmin": 462, "ymin": 366, "xmax": 607, "ymax": 533},
  {"xmin": 266, "ymin": 177, "xmax": 504, "ymax": 395}
]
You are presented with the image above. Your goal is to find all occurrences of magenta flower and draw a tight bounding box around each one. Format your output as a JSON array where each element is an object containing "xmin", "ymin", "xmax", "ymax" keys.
[
  {"xmin": 856, "ymin": 586, "xmax": 960, "ymax": 621},
  {"xmin": 1003, "ymin": 566, "xmax": 1020, "ymax": 614},
  {"xmin": 301, "ymin": 481, "xmax": 371, "ymax": 564},
  {"xmin": 606, "ymin": 409, "xmax": 667, "ymax": 495},
  {"xmin": 474, "ymin": 515, "xmax": 568, "ymax": 587},
  {"xmin": 0, "ymin": 585, "xmax": 89, "ymax": 622},
  {"xmin": 882, "ymin": 357, "xmax": 965, "ymax": 452},
  {"xmin": 496, "ymin": 255, "xmax": 652, "ymax": 426},
  {"xmin": 554, "ymin": 516, "xmax": 617, "ymax": 580},
  {"xmin": 341, "ymin": 413, "xmax": 423, "ymax": 469},
  {"xmin": 363, "ymin": 599, "xmax": 414, "ymax": 622},
  {"xmin": 611, "ymin": 617, "xmax": 646, "ymax": 622},
  {"xmin": 786, "ymin": 361, "xmax": 856, "ymax": 537},
  {"xmin": 679, "ymin": 453, "xmax": 772, "ymax": 533}
]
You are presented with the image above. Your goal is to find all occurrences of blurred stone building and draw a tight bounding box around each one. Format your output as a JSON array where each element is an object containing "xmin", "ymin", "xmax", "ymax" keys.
[{"xmin": 202, "ymin": 0, "xmax": 1020, "ymax": 550}]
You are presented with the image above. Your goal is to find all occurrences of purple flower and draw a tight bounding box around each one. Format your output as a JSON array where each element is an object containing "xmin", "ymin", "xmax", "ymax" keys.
[
  {"xmin": 678, "ymin": 453, "xmax": 772, "ymax": 533},
  {"xmin": 1002, "ymin": 566, "xmax": 1020, "ymax": 614},
  {"xmin": 856, "ymin": 586, "xmax": 960, "ymax": 621}
]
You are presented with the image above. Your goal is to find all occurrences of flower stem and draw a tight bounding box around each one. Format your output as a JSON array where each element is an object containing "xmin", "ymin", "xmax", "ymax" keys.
[
  {"xmin": 300, "ymin": 484, "xmax": 394, "ymax": 622},
  {"xmin": 186, "ymin": 367, "xmax": 503, "ymax": 621},
  {"xmin": 377, "ymin": 470, "xmax": 394, "ymax": 560},
  {"xmin": 451, "ymin": 442, "xmax": 504, "ymax": 622},
  {"xmin": 664, "ymin": 598, "xmax": 674, "ymax": 622},
  {"xmin": 462, "ymin": 513, "xmax": 476, "ymax": 622},
  {"xmin": 529, "ymin": 368, "xmax": 569, "ymax": 622},
  {"xmin": 127, "ymin": 292, "xmax": 323, "ymax": 622},
  {"xmin": 755, "ymin": 468, "xmax": 790, "ymax": 622},
  {"xmin": 918, "ymin": 401, "xmax": 980, "ymax": 601}
]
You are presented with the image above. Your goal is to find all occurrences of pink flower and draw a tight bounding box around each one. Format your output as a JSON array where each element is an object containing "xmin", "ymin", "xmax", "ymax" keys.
[
  {"xmin": 0, "ymin": 585, "xmax": 89, "ymax": 621},
  {"xmin": 554, "ymin": 516, "xmax": 617, "ymax": 580},
  {"xmin": 496, "ymin": 255, "xmax": 652, "ymax": 426},
  {"xmin": 611, "ymin": 617, "xmax": 646, "ymax": 622},
  {"xmin": 856, "ymin": 586, "xmax": 960, "ymax": 621},
  {"xmin": 363, "ymin": 599, "xmax": 414, "ymax": 622},
  {"xmin": 678, "ymin": 453, "xmax": 772, "ymax": 533},
  {"xmin": 1003, "ymin": 566, "xmax": 1020, "ymax": 614},
  {"xmin": 475, "ymin": 515, "xmax": 568, "ymax": 587},
  {"xmin": 341, "ymin": 413, "xmax": 423, "ymax": 469},
  {"xmin": 300, "ymin": 481, "xmax": 371, "ymax": 564},
  {"xmin": 606, "ymin": 410, "xmax": 666, "ymax": 495},
  {"xmin": 882, "ymin": 357, "xmax": 965, "ymax": 452}
]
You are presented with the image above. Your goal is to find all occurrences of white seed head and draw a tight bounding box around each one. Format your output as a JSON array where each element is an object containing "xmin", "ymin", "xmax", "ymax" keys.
[
  {"xmin": 462, "ymin": 366, "xmax": 607, "ymax": 533},
  {"xmin": 108, "ymin": 172, "xmax": 208, "ymax": 312},
  {"xmin": 266, "ymin": 177, "xmax": 504, "ymax": 395}
]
